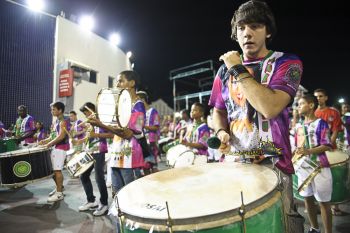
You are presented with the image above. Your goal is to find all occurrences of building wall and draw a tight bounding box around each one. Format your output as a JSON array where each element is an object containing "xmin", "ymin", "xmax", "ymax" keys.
[{"xmin": 54, "ymin": 17, "xmax": 130, "ymax": 119}]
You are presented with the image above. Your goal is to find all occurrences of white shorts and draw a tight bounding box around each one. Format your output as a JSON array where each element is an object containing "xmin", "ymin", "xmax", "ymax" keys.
[
  {"xmin": 297, "ymin": 167, "xmax": 332, "ymax": 202},
  {"xmin": 51, "ymin": 148, "xmax": 67, "ymax": 170}
]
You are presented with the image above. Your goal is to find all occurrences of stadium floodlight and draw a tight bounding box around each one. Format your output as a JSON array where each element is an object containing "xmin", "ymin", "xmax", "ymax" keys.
[
  {"xmin": 79, "ymin": 15, "xmax": 95, "ymax": 31},
  {"xmin": 126, "ymin": 51, "xmax": 133, "ymax": 59},
  {"xmin": 26, "ymin": 0, "xmax": 44, "ymax": 12},
  {"xmin": 338, "ymin": 98, "xmax": 345, "ymax": 104},
  {"xmin": 109, "ymin": 33, "xmax": 121, "ymax": 46}
]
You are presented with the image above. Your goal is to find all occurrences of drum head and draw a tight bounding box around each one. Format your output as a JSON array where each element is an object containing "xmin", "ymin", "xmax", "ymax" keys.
[
  {"xmin": 326, "ymin": 150, "xmax": 349, "ymax": 165},
  {"xmin": 97, "ymin": 89, "xmax": 118, "ymax": 125},
  {"xmin": 117, "ymin": 89, "xmax": 132, "ymax": 128},
  {"xmin": 117, "ymin": 163, "xmax": 279, "ymax": 225}
]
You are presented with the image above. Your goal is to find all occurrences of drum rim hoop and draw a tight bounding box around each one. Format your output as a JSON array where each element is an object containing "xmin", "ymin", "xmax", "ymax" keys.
[
  {"xmin": 0, "ymin": 148, "xmax": 52, "ymax": 158},
  {"xmin": 115, "ymin": 88, "xmax": 132, "ymax": 128},
  {"xmin": 119, "ymin": 190, "xmax": 281, "ymax": 231}
]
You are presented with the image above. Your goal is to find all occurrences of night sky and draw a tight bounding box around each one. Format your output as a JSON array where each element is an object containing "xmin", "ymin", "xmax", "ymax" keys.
[{"xmin": 28, "ymin": 0, "xmax": 350, "ymax": 107}]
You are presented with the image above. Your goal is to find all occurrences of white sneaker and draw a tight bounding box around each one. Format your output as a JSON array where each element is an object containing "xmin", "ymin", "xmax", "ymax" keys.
[
  {"xmin": 49, "ymin": 186, "xmax": 65, "ymax": 196},
  {"xmin": 78, "ymin": 201, "xmax": 99, "ymax": 211},
  {"xmin": 47, "ymin": 192, "xmax": 64, "ymax": 202},
  {"xmin": 93, "ymin": 204, "xmax": 108, "ymax": 216}
]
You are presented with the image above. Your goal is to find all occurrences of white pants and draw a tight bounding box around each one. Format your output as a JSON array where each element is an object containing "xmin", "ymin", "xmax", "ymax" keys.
[
  {"xmin": 297, "ymin": 167, "xmax": 332, "ymax": 202},
  {"xmin": 51, "ymin": 148, "xmax": 67, "ymax": 170}
]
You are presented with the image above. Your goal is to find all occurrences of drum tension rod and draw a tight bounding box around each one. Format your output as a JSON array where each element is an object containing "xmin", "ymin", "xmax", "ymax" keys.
[
  {"xmin": 165, "ymin": 201, "xmax": 173, "ymax": 233},
  {"xmin": 238, "ymin": 191, "xmax": 247, "ymax": 233},
  {"xmin": 115, "ymin": 195, "xmax": 125, "ymax": 233}
]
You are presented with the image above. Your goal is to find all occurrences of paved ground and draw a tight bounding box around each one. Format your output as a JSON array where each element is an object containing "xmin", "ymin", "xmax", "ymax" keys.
[{"xmin": 0, "ymin": 157, "xmax": 349, "ymax": 233}]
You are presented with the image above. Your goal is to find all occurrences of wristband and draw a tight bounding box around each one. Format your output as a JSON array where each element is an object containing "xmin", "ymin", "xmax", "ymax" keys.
[
  {"xmin": 227, "ymin": 64, "xmax": 249, "ymax": 79},
  {"xmin": 215, "ymin": 128, "xmax": 227, "ymax": 137}
]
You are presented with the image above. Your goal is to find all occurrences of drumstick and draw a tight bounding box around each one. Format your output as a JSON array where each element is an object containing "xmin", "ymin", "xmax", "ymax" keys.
[{"xmin": 62, "ymin": 127, "xmax": 72, "ymax": 139}]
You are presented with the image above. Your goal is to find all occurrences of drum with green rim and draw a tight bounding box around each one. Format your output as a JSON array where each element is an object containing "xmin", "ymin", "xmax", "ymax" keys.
[
  {"xmin": 293, "ymin": 150, "xmax": 350, "ymax": 203},
  {"xmin": 0, "ymin": 138, "xmax": 18, "ymax": 153},
  {"xmin": 113, "ymin": 163, "xmax": 285, "ymax": 233}
]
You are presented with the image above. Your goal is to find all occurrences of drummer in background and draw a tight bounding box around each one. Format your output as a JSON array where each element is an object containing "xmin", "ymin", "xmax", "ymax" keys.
[
  {"xmin": 33, "ymin": 121, "xmax": 46, "ymax": 142},
  {"xmin": 180, "ymin": 102, "xmax": 210, "ymax": 157},
  {"xmin": 69, "ymin": 110, "xmax": 85, "ymax": 152},
  {"xmin": 0, "ymin": 120, "xmax": 4, "ymax": 138},
  {"xmin": 88, "ymin": 70, "xmax": 145, "ymax": 197},
  {"xmin": 72, "ymin": 102, "xmax": 113, "ymax": 216},
  {"xmin": 340, "ymin": 103, "xmax": 350, "ymax": 150},
  {"xmin": 313, "ymin": 88, "xmax": 343, "ymax": 216},
  {"xmin": 294, "ymin": 94, "xmax": 333, "ymax": 233},
  {"xmin": 14, "ymin": 105, "xmax": 36, "ymax": 145},
  {"xmin": 176, "ymin": 109, "xmax": 192, "ymax": 140},
  {"xmin": 38, "ymin": 102, "xmax": 70, "ymax": 202},
  {"xmin": 137, "ymin": 91, "xmax": 160, "ymax": 174}
]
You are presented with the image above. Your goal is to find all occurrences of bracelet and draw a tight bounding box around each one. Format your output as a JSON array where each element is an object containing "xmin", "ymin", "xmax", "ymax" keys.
[
  {"xmin": 228, "ymin": 64, "xmax": 249, "ymax": 79},
  {"xmin": 215, "ymin": 128, "xmax": 227, "ymax": 137},
  {"xmin": 231, "ymin": 75, "xmax": 252, "ymax": 84}
]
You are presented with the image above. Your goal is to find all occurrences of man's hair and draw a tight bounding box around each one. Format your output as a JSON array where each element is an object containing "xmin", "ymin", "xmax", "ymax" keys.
[
  {"xmin": 70, "ymin": 111, "xmax": 77, "ymax": 115},
  {"xmin": 192, "ymin": 102, "xmax": 205, "ymax": 114},
  {"xmin": 17, "ymin": 105, "xmax": 27, "ymax": 111},
  {"xmin": 120, "ymin": 70, "xmax": 141, "ymax": 90},
  {"xmin": 301, "ymin": 94, "xmax": 318, "ymax": 111},
  {"xmin": 51, "ymin": 102, "xmax": 65, "ymax": 112},
  {"xmin": 313, "ymin": 88, "xmax": 327, "ymax": 96},
  {"xmin": 79, "ymin": 102, "xmax": 96, "ymax": 113},
  {"xmin": 136, "ymin": 91, "xmax": 150, "ymax": 104},
  {"xmin": 231, "ymin": 0, "xmax": 276, "ymax": 44}
]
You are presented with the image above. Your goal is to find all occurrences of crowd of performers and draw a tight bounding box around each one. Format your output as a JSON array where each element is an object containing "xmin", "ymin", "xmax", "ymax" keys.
[{"xmin": 1, "ymin": 1, "xmax": 350, "ymax": 232}]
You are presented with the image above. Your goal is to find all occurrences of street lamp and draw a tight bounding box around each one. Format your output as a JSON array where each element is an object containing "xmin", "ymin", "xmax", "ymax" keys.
[{"xmin": 109, "ymin": 33, "xmax": 121, "ymax": 46}]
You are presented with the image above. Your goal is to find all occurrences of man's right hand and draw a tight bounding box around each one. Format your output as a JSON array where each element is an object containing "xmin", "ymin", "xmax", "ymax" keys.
[{"xmin": 217, "ymin": 130, "xmax": 230, "ymax": 144}]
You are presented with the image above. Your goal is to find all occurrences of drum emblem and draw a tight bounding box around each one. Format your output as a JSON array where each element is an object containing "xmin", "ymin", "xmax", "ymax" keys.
[{"xmin": 13, "ymin": 161, "xmax": 32, "ymax": 178}]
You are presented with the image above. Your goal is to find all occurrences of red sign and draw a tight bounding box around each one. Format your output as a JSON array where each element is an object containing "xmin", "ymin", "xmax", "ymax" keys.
[{"xmin": 58, "ymin": 69, "xmax": 73, "ymax": 97}]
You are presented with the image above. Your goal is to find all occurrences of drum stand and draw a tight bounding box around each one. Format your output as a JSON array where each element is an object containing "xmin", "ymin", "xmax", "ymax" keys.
[
  {"xmin": 115, "ymin": 195, "xmax": 125, "ymax": 233},
  {"xmin": 238, "ymin": 191, "xmax": 247, "ymax": 233},
  {"xmin": 165, "ymin": 201, "xmax": 173, "ymax": 233}
]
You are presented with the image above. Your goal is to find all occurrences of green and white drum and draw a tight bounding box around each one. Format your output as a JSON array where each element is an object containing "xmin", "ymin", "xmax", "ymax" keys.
[
  {"xmin": 293, "ymin": 150, "xmax": 350, "ymax": 203},
  {"xmin": 113, "ymin": 163, "xmax": 285, "ymax": 233}
]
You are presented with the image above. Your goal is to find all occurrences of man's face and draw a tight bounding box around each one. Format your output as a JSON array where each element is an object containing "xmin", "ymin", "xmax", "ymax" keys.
[
  {"xmin": 17, "ymin": 108, "xmax": 26, "ymax": 118},
  {"xmin": 298, "ymin": 98, "xmax": 312, "ymax": 116},
  {"xmin": 342, "ymin": 104, "xmax": 350, "ymax": 115},
  {"xmin": 236, "ymin": 22, "xmax": 269, "ymax": 59},
  {"xmin": 51, "ymin": 106, "xmax": 61, "ymax": 117},
  {"xmin": 314, "ymin": 92, "xmax": 327, "ymax": 106},
  {"xmin": 83, "ymin": 110, "xmax": 91, "ymax": 118},
  {"xmin": 69, "ymin": 113, "xmax": 77, "ymax": 122},
  {"xmin": 190, "ymin": 105, "xmax": 203, "ymax": 120},
  {"xmin": 116, "ymin": 74, "xmax": 133, "ymax": 89}
]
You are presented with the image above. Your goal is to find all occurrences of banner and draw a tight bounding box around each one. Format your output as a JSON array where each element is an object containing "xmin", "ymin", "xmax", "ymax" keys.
[{"xmin": 58, "ymin": 69, "xmax": 73, "ymax": 97}]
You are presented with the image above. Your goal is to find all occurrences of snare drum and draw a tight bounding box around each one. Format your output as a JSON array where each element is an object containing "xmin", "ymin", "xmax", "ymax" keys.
[
  {"xmin": 66, "ymin": 151, "xmax": 95, "ymax": 177},
  {"xmin": 112, "ymin": 163, "xmax": 284, "ymax": 233},
  {"xmin": 96, "ymin": 88, "xmax": 132, "ymax": 128},
  {"xmin": 0, "ymin": 147, "xmax": 53, "ymax": 187},
  {"xmin": 166, "ymin": 144, "xmax": 188, "ymax": 167},
  {"xmin": 293, "ymin": 150, "xmax": 350, "ymax": 203}
]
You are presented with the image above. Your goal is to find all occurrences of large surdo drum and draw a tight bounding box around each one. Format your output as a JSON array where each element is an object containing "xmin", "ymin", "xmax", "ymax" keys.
[
  {"xmin": 0, "ymin": 147, "xmax": 53, "ymax": 187},
  {"xmin": 113, "ymin": 163, "xmax": 285, "ymax": 233},
  {"xmin": 96, "ymin": 88, "xmax": 132, "ymax": 128}
]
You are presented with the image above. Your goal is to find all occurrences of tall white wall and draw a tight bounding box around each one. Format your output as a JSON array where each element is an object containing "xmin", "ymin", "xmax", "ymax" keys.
[{"xmin": 53, "ymin": 16, "xmax": 130, "ymax": 118}]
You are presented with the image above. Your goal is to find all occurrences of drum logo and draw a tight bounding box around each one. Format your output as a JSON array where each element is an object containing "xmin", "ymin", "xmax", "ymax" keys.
[{"xmin": 13, "ymin": 161, "xmax": 32, "ymax": 178}]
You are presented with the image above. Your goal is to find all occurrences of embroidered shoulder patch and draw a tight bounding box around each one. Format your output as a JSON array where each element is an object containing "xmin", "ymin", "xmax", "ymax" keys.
[{"xmin": 284, "ymin": 64, "xmax": 301, "ymax": 89}]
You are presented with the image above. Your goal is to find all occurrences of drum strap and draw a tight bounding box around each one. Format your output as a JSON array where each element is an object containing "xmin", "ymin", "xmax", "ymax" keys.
[{"xmin": 302, "ymin": 123, "xmax": 317, "ymax": 163}]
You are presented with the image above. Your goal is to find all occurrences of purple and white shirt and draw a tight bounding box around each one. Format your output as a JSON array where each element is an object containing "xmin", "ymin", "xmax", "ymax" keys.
[
  {"xmin": 294, "ymin": 119, "xmax": 332, "ymax": 167},
  {"xmin": 145, "ymin": 108, "xmax": 160, "ymax": 143},
  {"xmin": 209, "ymin": 51, "xmax": 303, "ymax": 174}
]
